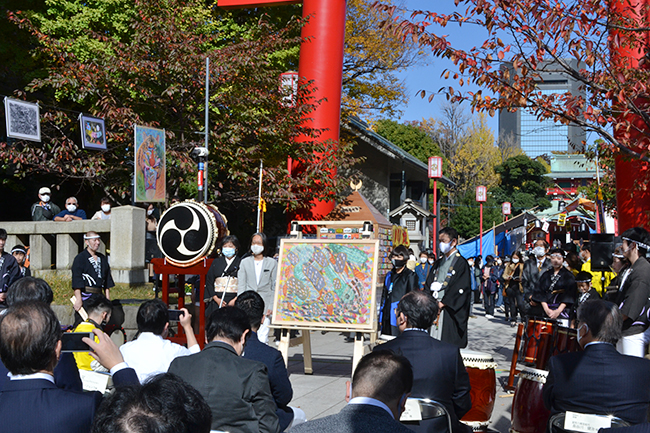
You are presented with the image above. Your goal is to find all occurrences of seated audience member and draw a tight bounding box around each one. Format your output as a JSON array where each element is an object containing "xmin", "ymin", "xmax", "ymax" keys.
[
  {"xmin": 235, "ymin": 291, "xmax": 305, "ymax": 431},
  {"xmin": 290, "ymin": 351, "xmax": 414, "ymax": 433},
  {"xmin": 0, "ymin": 302, "xmax": 138, "ymax": 433},
  {"xmin": 543, "ymin": 299, "xmax": 650, "ymax": 425},
  {"xmin": 73, "ymin": 294, "xmax": 113, "ymax": 371},
  {"xmin": 91, "ymin": 373, "xmax": 212, "ymax": 433},
  {"xmin": 169, "ymin": 307, "xmax": 280, "ymax": 433},
  {"xmin": 54, "ymin": 196, "xmax": 87, "ymax": 221},
  {"xmin": 11, "ymin": 245, "xmax": 31, "ymax": 277},
  {"xmin": 374, "ymin": 290, "xmax": 471, "ymax": 433},
  {"xmin": 91, "ymin": 197, "xmax": 112, "ymax": 220},
  {"xmin": 31, "ymin": 187, "xmax": 61, "ymax": 221},
  {"xmin": 120, "ymin": 299, "xmax": 200, "ymax": 383},
  {"xmin": 0, "ymin": 229, "xmax": 21, "ymax": 303},
  {"xmin": 0, "ymin": 277, "xmax": 82, "ymax": 391}
]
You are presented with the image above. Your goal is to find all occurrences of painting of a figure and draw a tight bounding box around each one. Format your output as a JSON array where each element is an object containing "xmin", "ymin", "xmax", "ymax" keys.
[
  {"xmin": 134, "ymin": 125, "xmax": 165, "ymax": 202},
  {"xmin": 80, "ymin": 115, "xmax": 106, "ymax": 150}
]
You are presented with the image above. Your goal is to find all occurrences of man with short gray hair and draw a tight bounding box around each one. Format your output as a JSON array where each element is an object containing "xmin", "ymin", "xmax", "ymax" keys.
[
  {"xmin": 54, "ymin": 196, "xmax": 87, "ymax": 221},
  {"xmin": 543, "ymin": 299, "xmax": 650, "ymax": 425}
]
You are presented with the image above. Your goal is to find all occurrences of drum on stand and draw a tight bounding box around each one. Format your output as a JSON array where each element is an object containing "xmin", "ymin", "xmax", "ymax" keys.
[
  {"xmin": 521, "ymin": 318, "xmax": 554, "ymax": 370},
  {"xmin": 551, "ymin": 326, "xmax": 581, "ymax": 357},
  {"xmin": 157, "ymin": 200, "xmax": 229, "ymax": 267},
  {"xmin": 510, "ymin": 367, "xmax": 550, "ymax": 433},
  {"xmin": 460, "ymin": 350, "xmax": 497, "ymax": 431}
]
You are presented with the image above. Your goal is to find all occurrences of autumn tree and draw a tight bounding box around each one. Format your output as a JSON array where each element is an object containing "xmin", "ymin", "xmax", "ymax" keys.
[
  {"xmin": 450, "ymin": 192, "xmax": 504, "ymax": 239},
  {"xmin": 372, "ymin": 119, "xmax": 443, "ymax": 164},
  {"xmin": 2, "ymin": 0, "xmax": 356, "ymax": 212}
]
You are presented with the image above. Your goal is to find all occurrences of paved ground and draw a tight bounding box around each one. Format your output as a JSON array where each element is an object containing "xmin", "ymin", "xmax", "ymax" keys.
[{"xmin": 285, "ymin": 302, "xmax": 520, "ymax": 432}]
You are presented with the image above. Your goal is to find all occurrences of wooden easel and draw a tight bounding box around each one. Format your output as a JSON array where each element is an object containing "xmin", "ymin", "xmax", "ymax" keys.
[
  {"xmin": 275, "ymin": 326, "xmax": 373, "ymax": 375},
  {"xmin": 151, "ymin": 257, "xmax": 213, "ymax": 349}
]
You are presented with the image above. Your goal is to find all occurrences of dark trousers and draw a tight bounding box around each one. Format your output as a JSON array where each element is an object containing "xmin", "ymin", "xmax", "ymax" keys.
[
  {"xmin": 484, "ymin": 291, "xmax": 495, "ymax": 315},
  {"xmin": 505, "ymin": 287, "xmax": 524, "ymax": 322}
]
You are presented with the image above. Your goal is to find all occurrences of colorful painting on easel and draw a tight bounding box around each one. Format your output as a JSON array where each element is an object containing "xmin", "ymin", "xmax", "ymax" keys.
[
  {"xmin": 134, "ymin": 125, "xmax": 165, "ymax": 202},
  {"xmin": 272, "ymin": 239, "xmax": 379, "ymax": 331}
]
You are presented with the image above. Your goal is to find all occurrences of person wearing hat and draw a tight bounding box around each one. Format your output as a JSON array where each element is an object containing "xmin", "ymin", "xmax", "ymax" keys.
[
  {"xmin": 604, "ymin": 245, "xmax": 631, "ymax": 302},
  {"xmin": 615, "ymin": 227, "xmax": 650, "ymax": 357},
  {"xmin": 71, "ymin": 231, "xmax": 114, "ymax": 319},
  {"xmin": 532, "ymin": 248, "xmax": 577, "ymax": 324},
  {"xmin": 575, "ymin": 270, "xmax": 600, "ymax": 307},
  {"xmin": 30, "ymin": 187, "xmax": 61, "ymax": 221},
  {"xmin": 11, "ymin": 245, "xmax": 30, "ymax": 278}
]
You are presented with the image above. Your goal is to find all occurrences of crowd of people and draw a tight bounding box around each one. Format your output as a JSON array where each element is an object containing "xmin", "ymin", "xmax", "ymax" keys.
[{"xmin": 3, "ymin": 199, "xmax": 650, "ymax": 433}]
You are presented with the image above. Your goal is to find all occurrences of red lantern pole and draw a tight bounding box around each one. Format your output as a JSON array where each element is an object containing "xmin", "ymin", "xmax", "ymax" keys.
[
  {"xmin": 476, "ymin": 186, "xmax": 487, "ymax": 256},
  {"xmin": 429, "ymin": 157, "xmax": 443, "ymax": 257}
]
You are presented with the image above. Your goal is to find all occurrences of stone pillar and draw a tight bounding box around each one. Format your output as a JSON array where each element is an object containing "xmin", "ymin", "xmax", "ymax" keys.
[
  {"xmin": 110, "ymin": 206, "xmax": 146, "ymax": 284},
  {"xmin": 57, "ymin": 233, "xmax": 80, "ymax": 270},
  {"xmin": 5, "ymin": 235, "xmax": 18, "ymax": 252},
  {"xmin": 29, "ymin": 234, "xmax": 52, "ymax": 271}
]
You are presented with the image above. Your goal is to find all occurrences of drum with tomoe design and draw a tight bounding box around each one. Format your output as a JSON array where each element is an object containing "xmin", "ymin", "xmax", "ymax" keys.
[
  {"xmin": 157, "ymin": 200, "xmax": 228, "ymax": 267},
  {"xmin": 510, "ymin": 367, "xmax": 550, "ymax": 433},
  {"xmin": 460, "ymin": 350, "xmax": 497, "ymax": 431}
]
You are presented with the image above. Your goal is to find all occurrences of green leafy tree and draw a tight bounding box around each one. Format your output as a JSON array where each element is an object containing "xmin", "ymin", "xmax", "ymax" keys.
[
  {"xmin": 2, "ymin": 0, "xmax": 356, "ymax": 210},
  {"xmin": 492, "ymin": 155, "xmax": 552, "ymax": 213},
  {"xmin": 450, "ymin": 190, "xmax": 504, "ymax": 239},
  {"xmin": 372, "ymin": 119, "xmax": 443, "ymax": 164}
]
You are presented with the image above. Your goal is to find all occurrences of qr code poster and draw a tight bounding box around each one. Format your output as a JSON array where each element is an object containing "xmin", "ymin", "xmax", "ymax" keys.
[{"xmin": 4, "ymin": 97, "xmax": 40, "ymax": 142}]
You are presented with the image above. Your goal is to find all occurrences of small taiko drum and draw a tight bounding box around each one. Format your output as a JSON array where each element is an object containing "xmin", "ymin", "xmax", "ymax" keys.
[
  {"xmin": 460, "ymin": 350, "xmax": 497, "ymax": 431},
  {"xmin": 157, "ymin": 200, "xmax": 228, "ymax": 267},
  {"xmin": 551, "ymin": 326, "xmax": 581, "ymax": 357},
  {"xmin": 510, "ymin": 367, "xmax": 550, "ymax": 433},
  {"xmin": 214, "ymin": 276, "xmax": 239, "ymax": 304},
  {"xmin": 521, "ymin": 318, "xmax": 554, "ymax": 369}
]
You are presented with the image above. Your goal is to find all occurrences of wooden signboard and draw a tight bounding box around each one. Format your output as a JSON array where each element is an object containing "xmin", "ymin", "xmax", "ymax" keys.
[{"xmin": 272, "ymin": 238, "xmax": 379, "ymax": 331}]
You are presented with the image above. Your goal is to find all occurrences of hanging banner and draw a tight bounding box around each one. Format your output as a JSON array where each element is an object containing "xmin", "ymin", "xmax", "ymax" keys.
[
  {"xmin": 4, "ymin": 97, "xmax": 40, "ymax": 142},
  {"xmin": 392, "ymin": 225, "xmax": 410, "ymax": 247},
  {"xmin": 79, "ymin": 114, "xmax": 107, "ymax": 150},
  {"xmin": 134, "ymin": 125, "xmax": 166, "ymax": 202}
]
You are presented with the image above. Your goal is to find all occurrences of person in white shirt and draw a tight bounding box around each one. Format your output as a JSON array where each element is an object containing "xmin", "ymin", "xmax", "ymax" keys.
[{"xmin": 119, "ymin": 299, "xmax": 200, "ymax": 383}]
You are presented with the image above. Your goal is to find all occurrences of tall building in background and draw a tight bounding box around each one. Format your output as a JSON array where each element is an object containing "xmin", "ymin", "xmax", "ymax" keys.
[{"xmin": 499, "ymin": 60, "xmax": 586, "ymax": 158}]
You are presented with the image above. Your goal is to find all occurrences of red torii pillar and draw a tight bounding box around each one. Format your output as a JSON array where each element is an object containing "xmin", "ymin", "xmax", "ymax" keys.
[
  {"xmin": 610, "ymin": 0, "xmax": 650, "ymax": 233},
  {"xmin": 220, "ymin": 0, "xmax": 346, "ymax": 219}
]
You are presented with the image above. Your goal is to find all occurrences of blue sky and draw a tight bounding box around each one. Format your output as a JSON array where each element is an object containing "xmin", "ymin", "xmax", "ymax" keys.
[{"xmin": 390, "ymin": 0, "xmax": 500, "ymax": 135}]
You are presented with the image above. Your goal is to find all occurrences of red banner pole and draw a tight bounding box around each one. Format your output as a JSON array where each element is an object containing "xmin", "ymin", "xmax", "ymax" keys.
[
  {"xmin": 433, "ymin": 179, "xmax": 438, "ymax": 256},
  {"xmin": 480, "ymin": 203, "xmax": 484, "ymax": 256}
]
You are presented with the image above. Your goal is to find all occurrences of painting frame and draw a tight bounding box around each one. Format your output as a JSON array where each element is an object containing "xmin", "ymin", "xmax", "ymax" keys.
[
  {"xmin": 79, "ymin": 114, "xmax": 107, "ymax": 150},
  {"xmin": 4, "ymin": 97, "xmax": 40, "ymax": 142},
  {"xmin": 134, "ymin": 125, "xmax": 166, "ymax": 203},
  {"xmin": 271, "ymin": 238, "xmax": 380, "ymax": 332}
]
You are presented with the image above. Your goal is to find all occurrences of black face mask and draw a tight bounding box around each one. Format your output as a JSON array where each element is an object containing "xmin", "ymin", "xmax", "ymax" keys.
[{"xmin": 392, "ymin": 258, "xmax": 407, "ymax": 269}]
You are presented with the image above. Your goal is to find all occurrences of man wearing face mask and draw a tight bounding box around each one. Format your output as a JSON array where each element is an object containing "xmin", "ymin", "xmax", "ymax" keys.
[
  {"xmin": 31, "ymin": 187, "xmax": 61, "ymax": 221},
  {"xmin": 543, "ymin": 300, "xmax": 650, "ymax": 425},
  {"xmin": 54, "ymin": 196, "xmax": 87, "ymax": 221},
  {"xmin": 205, "ymin": 235, "xmax": 242, "ymax": 318},
  {"xmin": 522, "ymin": 239, "xmax": 552, "ymax": 317},
  {"xmin": 425, "ymin": 227, "xmax": 472, "ymax": 348},
  {"xmin": 615, "ymin": 227, "xmax": 650, "ymax": 357},
  {"xmin": 380, "ymin": 245, "xmax": 418, "ymax": 336}
]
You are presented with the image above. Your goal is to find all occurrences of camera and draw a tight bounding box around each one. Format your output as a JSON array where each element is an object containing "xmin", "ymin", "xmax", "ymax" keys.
[{"xmin": 191, "ymin": 147, "xmax": 209, "ymax": 160}]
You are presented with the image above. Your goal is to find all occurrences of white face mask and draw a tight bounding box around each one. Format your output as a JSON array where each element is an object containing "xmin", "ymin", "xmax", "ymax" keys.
[
  {"xmin": 534, "ymin": 246, "xmax": 546, "ymax": 257},
  {"xmin": 512, "ymin": 258, "xmax": 520, "ymax": 264},
  {"xmin": 41, "ymin": 194, "xmax": 50, "ymax": 203},
  {"xmin": 147, "ymin": 208, "xmax": 154, "ymax": 216},
  {"xmin": 420, "ymin": 257, "xmax": 427, "ymax": 264},
  {"xmin": 251, "ymin": 245, "xmax": 264, "ymax": 255},
  {"xmin": 101, "ymin": 204, "xmax": 111, "ymax": 213},
  {"xmin": 428, "ymin": 259, "xmax": 435, "ymax": 264},
  {"xmin": 439, "ymin": 242, "xmax": 452, "ymax": 254},
  {"xmin": 222, "ymin": 247, "xmax": 236, "ymax": 258},
  {"xmin": 66, "ymin": 204, "xmax": 77, "ymax": 213},
  {"xmin": 576, "ymin": 323, "xmax": 588, "ymax": 345}
]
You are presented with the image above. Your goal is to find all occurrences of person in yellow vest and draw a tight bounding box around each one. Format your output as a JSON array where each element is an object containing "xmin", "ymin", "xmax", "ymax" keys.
[
  {"xmin": 580, "ymin": 244, "xmax": 614, "ymax": 297},
  {"xmin": 72, "ymin": 294, "xmax": 113, "ymax": 371}
]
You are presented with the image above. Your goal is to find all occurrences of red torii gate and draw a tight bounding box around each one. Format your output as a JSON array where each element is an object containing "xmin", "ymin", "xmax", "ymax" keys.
[{"xmin": 220, "ymin": 0, "xmax": 347, "ymax": 219}]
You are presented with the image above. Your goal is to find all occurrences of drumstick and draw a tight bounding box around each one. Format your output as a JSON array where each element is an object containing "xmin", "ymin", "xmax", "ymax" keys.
[{"xmin": 219, "ymin": 276, "xmax": 231, "ymax": 309}]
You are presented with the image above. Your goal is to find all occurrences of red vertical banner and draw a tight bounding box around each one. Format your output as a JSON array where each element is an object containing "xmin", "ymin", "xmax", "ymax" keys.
[
  {"xmin": 476, "ymin": 186, "xmax": 487, "ymax": 256},
  {"xmin": 429, "ymin": 156, "xmax": 443, "ymax": 256}
]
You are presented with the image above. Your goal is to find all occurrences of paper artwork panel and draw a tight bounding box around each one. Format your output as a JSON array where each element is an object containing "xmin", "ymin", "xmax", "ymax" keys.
[
  {"xmin": 80, "ymin": 115, "xmax": 107, "ymax": 150},
  {"xmin": 272, "ymin": 239, "xmax": 379, "ymax": 330},
  {"xmin": 134, "ymin": 125, "xmax": 166, "ymax": 202},
  {"xmin": 4, "ymin": 97, "xmax": 40, "ymax": 142}
]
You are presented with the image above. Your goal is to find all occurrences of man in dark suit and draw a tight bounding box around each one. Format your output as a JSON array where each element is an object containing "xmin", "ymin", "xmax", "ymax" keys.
[
  {"xmin": 374, "ymin": 290, "xmax": 472, "ymax": 433},
  {"xmin": 543, "ymin": 299, "xmax": 650, "ymax": 424},
  {"xmin": 168, "ymin": 306, "xmax": 280, "ymax": 433},
  {"xmin": 522, "ymin": 239, "xmax": 552, "ymax": 317},
  {"xmin": 0, "ymin": 301, "xmax": 139, "ymax": 433},
  {"xmin": 235, "ymin": 291, "xmax": 304, "ymax": 431},
  {"xmin": 290, "ymin": 350, "xmax": 414, "ymax": 433}
]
